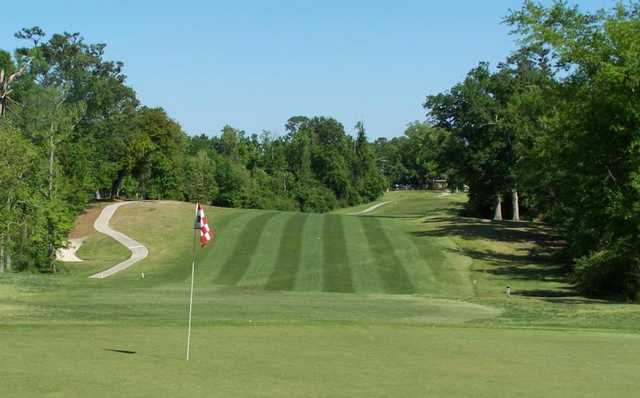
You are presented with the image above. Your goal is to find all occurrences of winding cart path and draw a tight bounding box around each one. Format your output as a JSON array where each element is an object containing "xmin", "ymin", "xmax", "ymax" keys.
[
  {"xmin": 350, "ymin": 201, "xmax": 391, "ymax": 215},
  {"xmin": 89, "ymin": 202, "xmax": 148, "ymax": 279}
]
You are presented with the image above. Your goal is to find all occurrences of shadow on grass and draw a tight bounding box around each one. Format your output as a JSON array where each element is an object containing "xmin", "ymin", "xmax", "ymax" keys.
[
  {"xmin": 453, "ymin": 246, "xmax": 573, "ymax": 294},
  {"xmin": 512, "ymin": 287, "xmax": 576, "ymax": 298},
  {"xmin": 510, "ymin": 286, "xmax": 619, "ymax": 304},
  {"xmin": 424, "ymin": 206, "xmax": 465, "ymax": 217},
  {"xmin": 463, "ymin": 248, "xmax": 568, "ymax": 279},
  {"xmin": 104, "ymin": 348, "xmax": 136, "ymax": 354},
  {"xmin": 413, "ymin": 215, "xmax": 573, "ymax": 293},
  {"xmin": 414, "ymin": 217, "xmax": 558, "ymax": 245},
  {"xmin": 366, "ymin": 204, "xmax": 465, "ymax": 220},
  {"xmin": 365, "ymin": 214, "xmax": 424, "ymax": 219}
]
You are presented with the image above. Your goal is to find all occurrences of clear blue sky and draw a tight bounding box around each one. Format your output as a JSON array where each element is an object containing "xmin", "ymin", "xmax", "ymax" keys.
[{"xmin": 1, "ymin": 0, "xmax": 614, "ymax": 139}]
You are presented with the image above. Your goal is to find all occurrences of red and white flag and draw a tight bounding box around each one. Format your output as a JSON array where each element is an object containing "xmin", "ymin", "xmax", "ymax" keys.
[{"xmin": 196, "ymin": 203, "xmax": 213, "ymax": 247}]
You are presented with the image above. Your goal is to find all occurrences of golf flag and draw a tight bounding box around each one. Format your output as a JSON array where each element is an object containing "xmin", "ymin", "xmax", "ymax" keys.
[
  {"xmin": 196, "ymin": 203, "xmax": 213, "ymax": 247},
  {"xmin": 187, "ymin": 202, "xmax": 213, "ymax": 360}
]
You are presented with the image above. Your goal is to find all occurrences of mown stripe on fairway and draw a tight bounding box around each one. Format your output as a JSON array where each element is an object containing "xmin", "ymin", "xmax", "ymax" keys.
[
  {"xmin": 360, "ymin": 217, "xmax": 415, "ymax": 294},
  {"xmin": 322, "ymin": 215, "xmax": 354, "ymax": 293},
  {"xmin": 124, "ymin": 206, "xmax": 246, "ymax": 287},
  {"xmin": 213, "ymin": 212, "xmax": 278, "ymax": 286},
  {"xmin": 340, "ymin": 215, "xmax": 386, "ymax": 293},
  {"xmin": 295, "ymin": 213, "xmax": 324, "ymax": 291},
  {"xmin": 408, "ymin": 235, "xmax": 468, "ymax": 295},
  {"xmin": 264, "ymin": 213, "xmax": 308, "ymax": 291}
]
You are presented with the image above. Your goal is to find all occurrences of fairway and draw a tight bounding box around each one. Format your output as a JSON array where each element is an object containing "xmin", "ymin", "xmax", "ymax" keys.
[
  {"xmin": 2, "ymin": 191, "xmax": 640, "ymax": 397},
  {"xmin": 102, "ymin": 193, "xmax": 471, "ymax": 297}
]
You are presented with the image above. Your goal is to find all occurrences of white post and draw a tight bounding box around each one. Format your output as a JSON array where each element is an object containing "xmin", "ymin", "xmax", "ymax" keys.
[
  {"xmin": 186, "ymin": 257, "xmax": 196, "ymax": 360},
  {"xmin": 186, "ymin": 203, "xmax": 199, "ymax": 361}
]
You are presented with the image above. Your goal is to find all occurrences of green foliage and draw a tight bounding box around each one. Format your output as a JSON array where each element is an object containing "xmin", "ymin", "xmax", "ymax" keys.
[
  {"xmin": 293, "ymin": 179, "xmax": 338, "ymax": 212},
  {"xmin": 410, "ymin": 1, "xmax": 640, "ymax": 299},
  {"xmin": 574, "ymin": 238, "xmax": 640, "ymax": 301},
  {"xmin": 501, "ymin": 1, "xmax": 640, "ymax": 298},
  {"xmin": 0, "ymin": 121, "xmax": 73, "ymax": 272},
  {"xmin": 183, "ymin": 150, "xmax": 218, "ymax": 204}
]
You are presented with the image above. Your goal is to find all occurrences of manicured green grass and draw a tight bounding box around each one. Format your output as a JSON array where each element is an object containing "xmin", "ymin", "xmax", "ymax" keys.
[
  {"xmin": 265, "ymin": 213, "xmax": 307, "ymax": 291},
  {"xmin": 2, "ymin": 191, "xmax": 640, "ymax": 397},
  {"xmin": 3, "ymin": 324, "xmax": 640, "ymax": 398}
]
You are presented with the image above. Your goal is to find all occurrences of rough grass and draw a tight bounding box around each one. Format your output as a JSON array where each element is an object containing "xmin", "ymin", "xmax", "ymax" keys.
[{"xmin": 3, "ymin": 191, "xmax": 640, "ymax": 397}]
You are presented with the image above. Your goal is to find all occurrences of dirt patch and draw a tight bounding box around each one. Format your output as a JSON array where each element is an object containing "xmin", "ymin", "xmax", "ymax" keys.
[{"xmin": 69, "ymin": 205, "xmax": 103, "ymax": 239}]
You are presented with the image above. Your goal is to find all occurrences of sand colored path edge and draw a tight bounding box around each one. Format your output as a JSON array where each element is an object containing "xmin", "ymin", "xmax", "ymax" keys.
[
  {"xmin": 56, "ymin": 237, "xmax": 87, "ymax": 262},
  {"xmin": 88, "ymin": 202, "xmax": 149, "ymax": 279}
]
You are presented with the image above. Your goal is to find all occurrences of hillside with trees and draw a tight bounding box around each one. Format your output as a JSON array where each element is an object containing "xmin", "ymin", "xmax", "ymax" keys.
[
  {"xmin": 375, "ymin": 1, "xmax": 640, "ymax": 300},
  {"xmin": 0, "ymin": 28, "xmax": 385, "ymax": 274}
]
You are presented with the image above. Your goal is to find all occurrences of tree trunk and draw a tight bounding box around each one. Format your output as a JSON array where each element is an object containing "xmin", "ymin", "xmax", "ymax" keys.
[
  {"xmin": 48, "ymin": 231, "xmax": 56, "ymax": 273},
  {"xmin": 493, "ymin": 194, "xmax": 503, "ymax": 221},
  {"xmin": 0, "ymin": 243, "xmax": 4, "ymax": 273},
  {"xmin": 141, "ymin": 179, "xmax": 147, "ymax": 200},
  {"xmin": 512, "ymin": 188, "xmax": 520, "ymax": 222},
  {"xmin": 111, "ymin": 171, "xmax": 125, "ymax": 199},
  {"xmin": 48, "ymin": 134, "xmax": 55, "ymax": 199},
  {"xmin": 48, "ymin": 132, "xmax": 56, "ymax": 273}
]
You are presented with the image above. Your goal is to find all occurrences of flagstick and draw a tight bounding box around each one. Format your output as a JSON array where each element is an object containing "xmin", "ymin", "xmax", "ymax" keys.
[{"xmin": 186, "ymin": 203, "xmax": 199, "ymax": 361}]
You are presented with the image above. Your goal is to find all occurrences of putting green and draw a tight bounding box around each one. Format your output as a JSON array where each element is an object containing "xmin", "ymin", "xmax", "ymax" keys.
[{"xmin": 3, "ymin": 325, "xmax": 640, "ymax": 398}]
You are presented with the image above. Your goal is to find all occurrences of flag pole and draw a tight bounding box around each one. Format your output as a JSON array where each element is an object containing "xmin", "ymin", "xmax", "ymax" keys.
[{"xmin": 186, "ymin": 202, "xmax": 199, "ymax": 361}]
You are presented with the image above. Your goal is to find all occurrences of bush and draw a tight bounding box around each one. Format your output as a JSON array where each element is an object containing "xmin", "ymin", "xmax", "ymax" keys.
[
  {"xmin": 573, "ymin": 239, "xmax": 640, "ymax": 301},
  {"xmin": 294, "ymin": 182, "xmax": 338, "ymax": 213}
]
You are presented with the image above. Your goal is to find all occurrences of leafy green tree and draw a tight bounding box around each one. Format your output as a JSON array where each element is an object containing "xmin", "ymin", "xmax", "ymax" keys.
[
  {"xmin": 505, "ymin": 1, "xmax": 640, "ymax": 299},
  {"xmin": 0, "ymin": 123, "xmax": 39, "ymax": 272},
  {"xmin": 401, "ymin": 122, "xmax": 447, "ymax": 188},
  {"xmin": 426, "ymin": 63, "xmax": 515, "ymax": 218},
  {"xmin": 353, "ymin": 122, "xmax": 386, "ymax": 201},
  {"xmin": 372, "ymin": 136, "xmax": 411, "ymax": 186},
  {"xmin": 184, "ymin": 150, "xmax": 218, "ymax": 204}
]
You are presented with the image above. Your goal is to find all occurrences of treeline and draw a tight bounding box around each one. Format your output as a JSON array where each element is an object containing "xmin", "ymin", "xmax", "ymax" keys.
[
  {"xmin": 378, "ymin": 2, "xmax": 639, "ymax": 300},
  {"xmin": 0, "ymin": 28, "xmax": 385, "ymax": 273}
]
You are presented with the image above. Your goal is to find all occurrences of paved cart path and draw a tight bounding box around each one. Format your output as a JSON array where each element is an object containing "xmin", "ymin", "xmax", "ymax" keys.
[
  {"xmin": 350, "ymin": 201, "xmax": 391, "ymax": 215},
  {"xmin": 89, "ymin": 202, "xmax": 149, "ymax": 279}
]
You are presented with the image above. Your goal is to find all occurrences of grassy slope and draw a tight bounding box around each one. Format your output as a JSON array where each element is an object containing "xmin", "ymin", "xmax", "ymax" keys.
[{"xmin": 2, "ymin": 191, "xmax": 640, "ymax": 397}]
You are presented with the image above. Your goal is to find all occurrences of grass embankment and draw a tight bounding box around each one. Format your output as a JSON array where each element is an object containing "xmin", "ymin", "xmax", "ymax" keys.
[{"xmin": 1, "ymin": 191, "xmax": 640, "ymax": 397}]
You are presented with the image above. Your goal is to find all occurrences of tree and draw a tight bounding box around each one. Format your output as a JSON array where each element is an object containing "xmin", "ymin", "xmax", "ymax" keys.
[
  {"xmin": 14, "ymin": 27, "xmax": 139, "ymax": 200},
  {"xmin": 401, "ymin": 122, "xmax": 446, "ymax": 189},
  {"xmin": 505, "ymin": 1, "xmax": 640, "ymax": 299},
  {"xmin": 184, "ymin": 150, "xmax": 218, "ymax": 204},
  {"xmin": 425, "ymin": 63, "xmax": 515, "ymax": 219},
  {"xmin": 0, "ymin": 53, "xmax": 29, "ymax": 118},
  {"xmin": 353, "ymin": 121, "xmax": 386, "ymax": 201}
]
